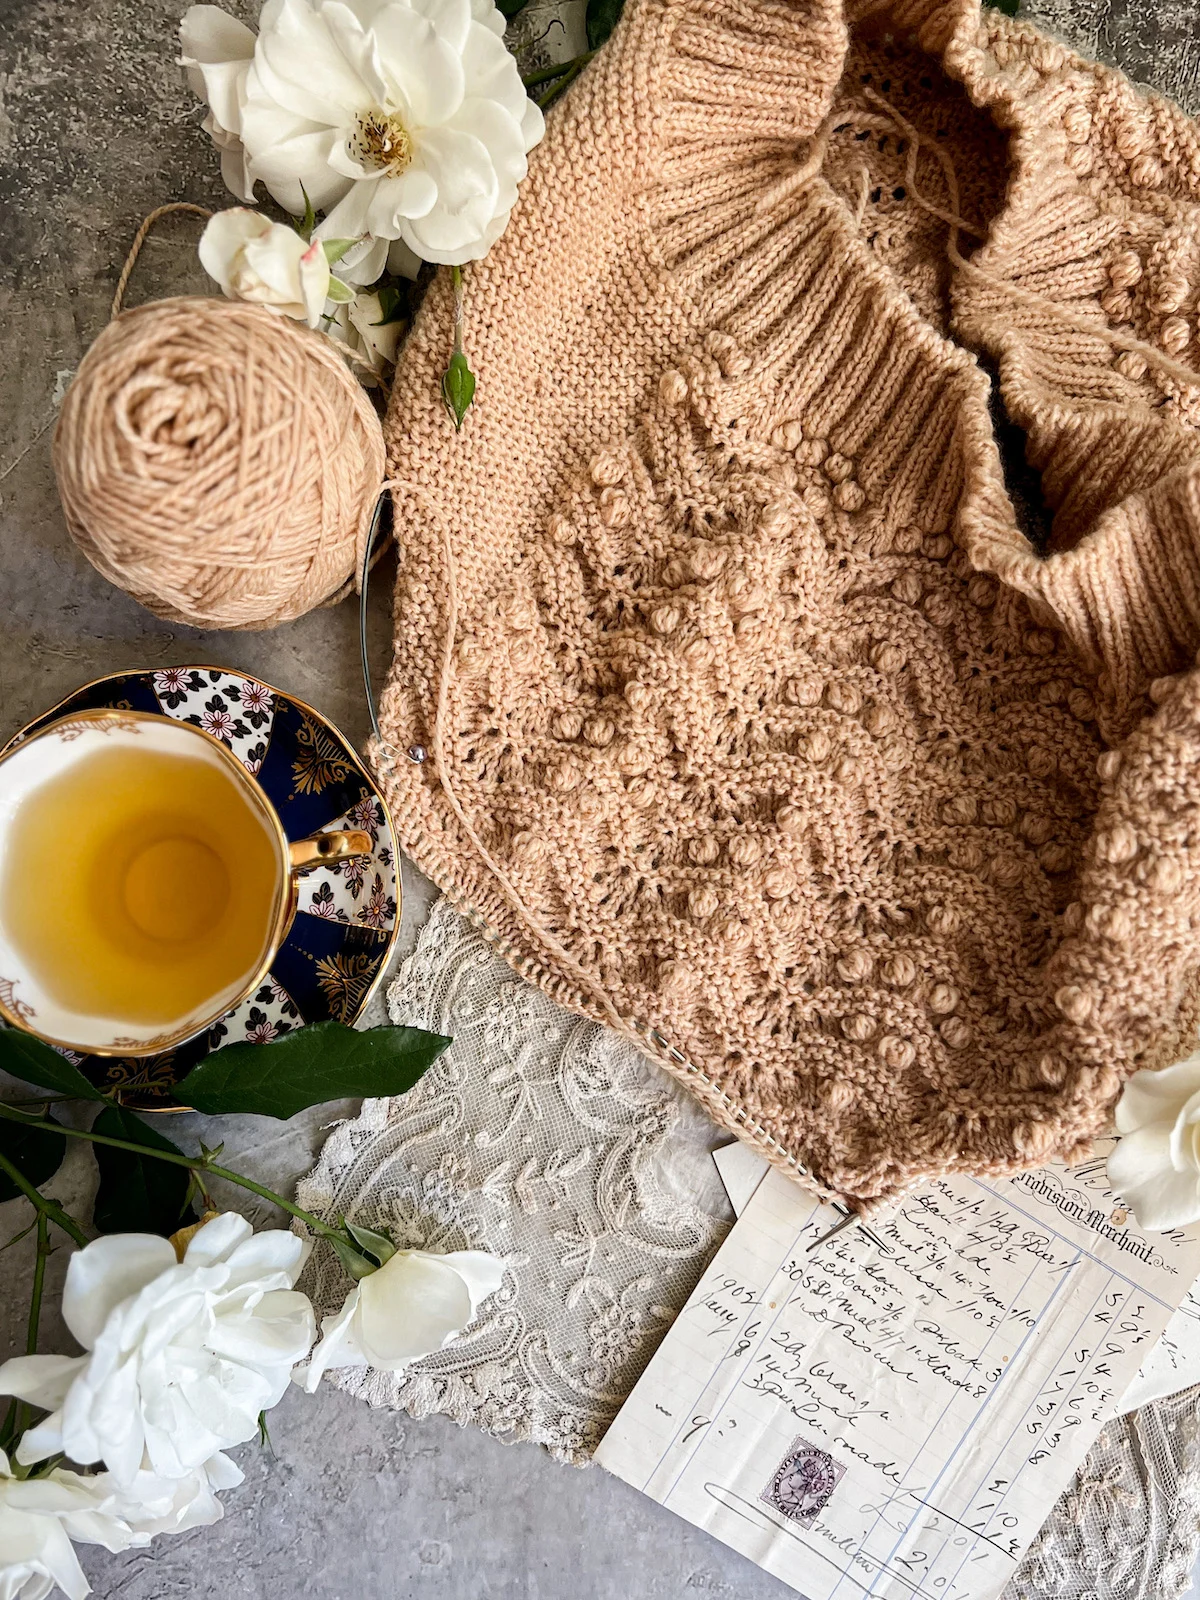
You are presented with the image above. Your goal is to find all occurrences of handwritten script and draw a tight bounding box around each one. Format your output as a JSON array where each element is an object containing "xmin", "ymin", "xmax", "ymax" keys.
[{"xmin": 596, "ymin": 1154, "xmax": 1200, "ymax": 1600}]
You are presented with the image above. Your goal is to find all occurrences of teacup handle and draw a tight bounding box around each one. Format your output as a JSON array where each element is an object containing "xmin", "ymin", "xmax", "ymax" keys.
[{"xmin": 289, "ymin": 831, "xmax": 374, "ymax": 873}]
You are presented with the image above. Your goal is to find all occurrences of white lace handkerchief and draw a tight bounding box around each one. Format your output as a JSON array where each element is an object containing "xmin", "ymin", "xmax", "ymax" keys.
[{"xmin": 296, "ymin": 897, "xmax": 731, "ymax": 1461}]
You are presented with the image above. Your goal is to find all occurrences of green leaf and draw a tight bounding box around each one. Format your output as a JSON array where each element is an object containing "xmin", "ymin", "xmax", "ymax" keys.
[
  {"xmin": 344, "ymin": 1218, "xmax": 396, "ymax": 1266},
  {"xmin": 329, "ymin": 1234, "xmax": 378, "ymax": 1280},
  {"xmin": 173, "ymin": 1022, "xmax": 452, "ymax": 1120},
  {"xmin": 585, "ymin": 0, "xmax": 624, "ymax": 50},
  {"xmin": 441, "ymin": 350, "xmax": 476, "ymax": 430},
  {"xmin": 495, "ymin": 0, "xmax": 527, "ymax": 15},
  {"xmin": 295, "ymin": 184, "xmax": 316, "ymax": 241},
  {"xmin": 91, "ymin": 1107, "xmax": 191, "ymax": 1238},
  {"xmin": 0, "ymin": 1116, "xmax": 67, "ymax": 1203},
  {"xmin": 326, "ymin": 275, "xmax": 356, "ymax": 304},
  {"xmin": 321, "ymin": 237, "xmax": 357, "ymax": 266},
  {"xmin": 0, "ymin": 1030, "xmax": 106, "ymax": 1101},
  {"xmin": 373, "ymin": 283, "xmax": 408, "ymax": 325}
]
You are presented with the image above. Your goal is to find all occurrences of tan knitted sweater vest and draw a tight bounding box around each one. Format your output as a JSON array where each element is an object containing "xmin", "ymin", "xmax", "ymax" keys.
[{"xmin": 377, "ymin": 0, "xmax": 1200, "ymax": 1208}]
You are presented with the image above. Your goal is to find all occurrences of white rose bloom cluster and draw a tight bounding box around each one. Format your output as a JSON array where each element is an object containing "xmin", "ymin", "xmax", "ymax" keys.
[
  {"xmin": 181, "ymin": 0, "xmax": 544, "ymax": 268},
  {"xmin": 0, "ymin": 1211, "xmax": 504, "ymax": 1596},
  {"xmin": 0, "ymin": 1215, "xmax": 314, "ymax": 1484}
]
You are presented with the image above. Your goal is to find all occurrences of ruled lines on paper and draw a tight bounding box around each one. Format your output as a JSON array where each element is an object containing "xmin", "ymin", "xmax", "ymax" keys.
[{"xmin": 596, "ymin": 1158, "xmax": 1200, "ymax": 1600}]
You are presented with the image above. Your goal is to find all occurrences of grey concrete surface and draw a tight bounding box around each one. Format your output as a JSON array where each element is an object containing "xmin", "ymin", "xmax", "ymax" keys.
[{"xmin": 2, "ymin": 0, "xmax": 1200, "ymax": 1594}]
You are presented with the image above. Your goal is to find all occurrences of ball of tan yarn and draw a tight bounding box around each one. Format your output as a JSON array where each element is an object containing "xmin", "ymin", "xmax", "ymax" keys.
[{"xmin": 53, "ymin": 297, "xmax": 386, "ymax": 630}]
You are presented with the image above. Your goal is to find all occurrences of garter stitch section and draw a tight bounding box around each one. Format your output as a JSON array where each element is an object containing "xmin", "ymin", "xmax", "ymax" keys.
[{"xmin": 377, "ymin": 0, "xmax": 1200, "ymax": 1206}]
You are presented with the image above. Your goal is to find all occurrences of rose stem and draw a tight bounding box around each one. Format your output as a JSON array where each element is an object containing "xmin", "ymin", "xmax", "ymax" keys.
[
  {"xmin": 535, "ymin": 59, "xmax": 588, "ymax": 108},
  {"xmin": 0, "ymin": 1105, "xmax": 359, "ymax": 1250},
  {"xmin": 3, "ymin": 1212, "xmax": 50, "ymax": 1449},
  {"xmin": 450, "ymin": 264, "xmax": 465, "ymax": 356},
  {"xmin": 521, "ymin": 50, "xmax": 595, "ymax": 88},
  {"xmin": 0, "ymin": 1148, "xmax": 88, "ymax": 1247}
]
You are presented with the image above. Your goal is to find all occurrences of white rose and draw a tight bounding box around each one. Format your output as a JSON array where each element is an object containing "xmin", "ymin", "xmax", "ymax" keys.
[
  {"xmin": 79, "ymin": 1455, "xmax": 243, "ymax": 1547},
  {"xmin": 180, "ymin": 5, "xmax": 256, "ymax": 201},
  {"xmin": 0, "ymin": 1449, "xmax": 105, "ymax": 1600},
  {"xmin": 199, "ymin": 209, "xmax": 331, "ymax": 326},
  {"xmin": 180, "ymin": 0, "xmax": 545, "ymax": 266},
  {"xmin": 1107, "ymin": 1051, "xmax": 1200, "ymax": 1230},
  {"xmin": 0, "ymin": 1446, "xmax": 240, "ymax": 1599},
  {"xmin": 0, "ymin": 1215, "xmax": 315, "ymax": 1487},
  {"xmin": 295, "ymin": 1247, "xmax": 505, "ymax": 1392}
]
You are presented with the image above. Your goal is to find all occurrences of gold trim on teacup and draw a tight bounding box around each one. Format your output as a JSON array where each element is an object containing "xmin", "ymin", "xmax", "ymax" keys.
[
  {"xmin": 0, "ymin": 708, "xmax": 301, "ymax": 1058},
  {"xmin": 0, "ymin": 665, "xmax": 404, "ymax": 1045}
]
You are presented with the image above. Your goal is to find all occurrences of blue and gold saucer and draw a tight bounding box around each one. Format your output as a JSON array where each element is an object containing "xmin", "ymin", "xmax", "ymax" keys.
[{"xmin": 4, "ymin": 665, "xmax": 401, "ymax": 1105}]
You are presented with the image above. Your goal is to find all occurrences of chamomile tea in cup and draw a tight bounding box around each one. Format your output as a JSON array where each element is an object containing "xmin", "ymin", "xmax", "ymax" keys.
[{"xmin": 0, "ymin": 710, "xmax": 370, "ymax": 1055}]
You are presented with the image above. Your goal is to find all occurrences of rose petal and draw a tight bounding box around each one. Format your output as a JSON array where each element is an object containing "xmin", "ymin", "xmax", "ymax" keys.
[
  {"xmin": 1114, "ymin": 1054, "xmax": 1200, "ymax": 1134},
  {"xmin": 319, "ymin": 0, "xmax": 391, "ymax": 107},
  {"xmin": 246, "ymin": 124, "xmax": 349, "ymax": 213},
  {"xmin": 181, "ymin": 1211, "xmax": 254, "ymax": 1268},
  {"xmin": 520, "ymin": 96, "xmax": 545, "ymax": 153},
  {"xmin": 294, "ymin": 1284, "xmax": 366, "ymax": 1391},
  {"xmin": 332, "ymin": 231, "xmax": 389, "ymax": 284},
  {"xmin": 207, "ymin": 1289, "xmax": 316, "ymax": 1366},
  {"xmin": 357, "ymin": 1251, "xmax": 473, "ymax": 1368},
  {"xmin": 1108, "ymin": 1123, "xmax": 1200, "ymax": 1229},
  {"xmin": 458, "ymin": 20, "xmax": 529, "ymax": 128},
  {"xmin": 370, "ymin": 4, "xmax": 466, "ymax": 128},
  {"xmin": 0, "ymin": 1501, "xmax": 92, "ymax": 1600},
  {"xmin": 367, "ymin": 167, "xmax": 440, "ymax": 231},
  {"xmin": 62, "ymin": 1234, "xmax": 177, "ymax": 1349},
  {"xmin": 180, "ymin": 5, "xmax": 256, "ymax": 130},
  {"xmin": 0, "ymin": 1354, "xmax": 86, "ymax": 1410},
  {"xmin": 252, "ymin": 0, "xmax": 371, "ymax": 126},
  {"xmin": 442, "ymin": 1250, "xmax": 507, "ymax": 1311},
  {"xmin": 199, "ymin": 207, "xmax": 272, "ymax": 294},
  {"xmin": 402, "ymin": 124, "xmax": 497, "ymax": 257},
  {"xmin": 1168, "ymin": 1085, "xmax": 1200, "ymax": 1170},
  {"xmin": 412, "ymin": 0, "xmax": 473, "ymax": 56},
  {"xmin": 448, "ymin": 96, "xmax": 527, "ymax": 210},
  {"xmin": 14, "ymin": 1408, "xmax": 67, "ymax": 1466},
  {"xmin": 469, "ymin": 0, "xmax": 508, "ymax": 37},
  {"xmin": 403, "ymin": 201, "xmax": 508, "ymax": 266},
  {"xmin": 210, "ymin": 120, "xmax": 257, "ymax": 203},
  {"xmin": 220, "ymin": 1226, "xmax": 309, "ymax": 1287}
]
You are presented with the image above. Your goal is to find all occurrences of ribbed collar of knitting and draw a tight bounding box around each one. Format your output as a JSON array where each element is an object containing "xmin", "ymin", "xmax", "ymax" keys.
[{"xmin": 654, "ymin": 0, "xmax": 1200, "ymax": 728}]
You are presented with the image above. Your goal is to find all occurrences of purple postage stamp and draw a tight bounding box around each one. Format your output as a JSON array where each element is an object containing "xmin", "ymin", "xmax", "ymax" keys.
[{"xmin": 761, "ymin": 1437, "xmax": 845, "ymax": 1527}]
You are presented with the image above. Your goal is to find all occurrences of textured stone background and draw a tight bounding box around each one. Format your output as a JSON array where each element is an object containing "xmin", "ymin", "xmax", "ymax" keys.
[{"xmin": 1, "ymin": 0, "xmax": 1199, "ymax": 1595}]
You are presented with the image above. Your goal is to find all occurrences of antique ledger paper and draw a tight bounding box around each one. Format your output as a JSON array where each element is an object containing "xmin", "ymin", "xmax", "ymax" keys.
[{"xmin": 596, "ymin": 1155, "xmax": 1200, "ymax": 1600}]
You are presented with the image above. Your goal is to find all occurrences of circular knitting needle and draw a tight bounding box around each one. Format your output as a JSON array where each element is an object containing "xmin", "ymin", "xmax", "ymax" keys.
[{"xmin": 806, "ymin": 1206, "xmax": 890, "ymax": 1254}]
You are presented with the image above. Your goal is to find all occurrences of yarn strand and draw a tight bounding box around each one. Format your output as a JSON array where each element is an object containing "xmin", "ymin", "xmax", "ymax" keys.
[
  {"xmin": 859, "ymin": 89, "xmax": 1200, "ymax": 392},
  {"xmin": 110, "ymin": 202, "xmax": 214, "ymax": 319}
]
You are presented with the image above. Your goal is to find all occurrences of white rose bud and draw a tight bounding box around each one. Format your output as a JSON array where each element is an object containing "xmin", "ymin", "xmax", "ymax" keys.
[
  {"xmin": 295, "ymin": 1246, "xmax": 505, "ymax": 1392},
  {"xmin": 199, "ymin": 208, "xmax": 331, "ymax": 327}
]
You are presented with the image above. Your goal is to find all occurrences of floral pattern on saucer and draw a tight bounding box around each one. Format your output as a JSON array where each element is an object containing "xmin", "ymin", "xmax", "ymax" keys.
[
  {"xmin": 5, "ymin": 665, "xmax": 401, "ymax": 1105},
  {"xmin": 295, "ymin": 795, "xmax": 398, "ymax": 930},
  {"xmin": 152, "ymin": 667, "xmax": 275, "ymax": 774},
  {"xmin": 210, "ymin": 977, "xmax": 302, "ymax": 1048}
]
